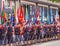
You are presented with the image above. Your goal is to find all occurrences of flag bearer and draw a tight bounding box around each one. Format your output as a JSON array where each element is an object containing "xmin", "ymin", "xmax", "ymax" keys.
[
  {"xmin": 52, "ymin": 24, "xmax": 58, "ymax": 39},
  {"xmin": 20, "ymin": 26, "xmax": 25, "ymax": 45},
  {"xmin": 14, "ymin": 23, "xmax": 20, "ymax": 45},
  {"xmin": 0, "ymin": 24, "xmax": 3, "ymax": 45},
  {"xmin": 2, "ymin": 23, "xmax": 7, "ymax": 45},
  {"xmin": 7, "ymin": 22, "xmax": 13, "ymax": 46}
]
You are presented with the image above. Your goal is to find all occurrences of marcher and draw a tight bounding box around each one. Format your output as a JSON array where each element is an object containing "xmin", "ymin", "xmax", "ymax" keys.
[
  {"xmin": 20, "ymin": 26, "xmax": 25, "ymax": 45},
  {"xmin": 7, "ymin": 23, "xmax": 13, "ymax": 46},
  {"xmin": 52, "ymin": 24, "xmax": 58, "ymax": 39},
  {"xmin": 14, "ymin": 23, "xmax": 20, "ymax": 45},
  {"xmin": 32, "ymin": 25, "xmax": 37, "ymax": 43},
  {"xmin": 0, "ymin": 24, "xmax": 3, "ymax": 45},
  {"xmin": 2, "ymin": 23, "xmax": 7, "ymax": 45}
]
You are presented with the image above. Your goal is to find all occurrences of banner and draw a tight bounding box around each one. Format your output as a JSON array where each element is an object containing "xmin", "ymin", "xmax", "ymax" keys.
[
  {"xmin": 18, "ymin": 6, "xmax": 24, "ymax": 23},
  {"xmin": 32, "ymin": 6, "xmax": 37, "ymax": 24},
  {"xmin": 25, "ymin": 5, "xmax": 30, "ymax": 22}
]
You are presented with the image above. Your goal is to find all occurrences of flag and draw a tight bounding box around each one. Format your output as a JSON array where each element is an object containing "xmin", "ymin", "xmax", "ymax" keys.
[
  {"xmin": 10, "ymin": 9, "xmax": 15, "ymax": 26},
  {"xmin": 1, "ymin": 11, "xmax": 4, "ymax": 24},
  {"xmin": 2, "ymin": 0, "xmax": 4, "ymax": 10},
  {"xmin": 16, "ymin": 0, "xmax": 20, "ymax": 24},
  {"xmin": 10, "ymin": 15, "xmax": 15, "ymax": 26},
  {"xmin": 25, "ymin": 5, "xmax": 28, "ymax": 21},
  {"xmin": 0, "ymin": 11, "xmax": 7, "ymax": 24},
  {"xmin": 14, "ymin": 7, "xmax": 18, "ymax": 24},
  {"xmin": 17, "ymin": 6, "xmax": 24, "ymax": 27},
  {"xmin": 25, "ymin": 5, "xmax": 30, "ymax": 22},
  {"xmin": 36, "ymin": 6, "xmax": 41, "ymax": 24},
  {"xmin": 42, "ymin": 7, "xmax": 44, "ymax": 24},
  {"xmin": 18, "ymin": 6, "xmax": 24, "ymax": 23},
  {"xmin": 10, "ymin": 0, "xmax": 12, "ymax": 8},
  {"xmin": 4, "ymin": 12, "xmax": 7, "ymax": 23},
  {"xmin": 50, "ymin": 8, "xmax": 53, "ymax": 24},
  {"xmin": 14, "ymin": 8, "xmax": 16, "ymax": 16},
  {"xmin": 32, "ymin": 6, "xmax": 37, "ymax": 24},
  {"xmin": 28, "ymin": 6, "xmax": 30, "ymax": 25},
  {"xmin": 0, "ymin": 15, "xmax": 2, "ymax": 24},
  {"xmin": 36, "ymin": 6, "xmax": 39, "ymax": 19}
]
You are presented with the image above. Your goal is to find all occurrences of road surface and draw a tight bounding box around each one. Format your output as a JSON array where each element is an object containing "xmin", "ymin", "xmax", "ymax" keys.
[
  {"xmin": 2, "ymin": 40, "xmax": 60, "ymax": 46},
  {"xmin": 31, "ymin": 40, "xmax": 60, "ymax": 46}
]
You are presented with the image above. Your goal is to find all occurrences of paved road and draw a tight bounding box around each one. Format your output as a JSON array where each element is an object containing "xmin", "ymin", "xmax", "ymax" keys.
[
  {"xmin": 2, "ymin": 40, "xmax": 60, "ymax": 46},
  {"xmin": 31, "ymin": 40, "xmax": 60, "ymax": 46}
]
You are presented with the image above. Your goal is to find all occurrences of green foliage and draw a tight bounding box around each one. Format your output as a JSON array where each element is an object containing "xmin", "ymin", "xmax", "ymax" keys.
[{"xmin": 50, "ymin": 0, "xmax": 60, "ymax": 2}]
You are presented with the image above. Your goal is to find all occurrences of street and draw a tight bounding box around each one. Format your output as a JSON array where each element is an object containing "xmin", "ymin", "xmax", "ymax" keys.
[{"xmin": 31, "ymin": 40, "xmax": 60, "ymax": 46}]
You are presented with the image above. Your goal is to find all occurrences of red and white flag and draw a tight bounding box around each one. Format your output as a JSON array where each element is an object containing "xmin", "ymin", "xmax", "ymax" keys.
[{"xmin": 2, "ymin": 0, "xmax": 4, "ymax": 10}]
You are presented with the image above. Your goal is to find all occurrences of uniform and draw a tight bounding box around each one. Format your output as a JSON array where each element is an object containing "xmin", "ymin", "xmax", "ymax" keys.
[
  {"xmin": 2, "ymin": 25, "xmax": 7, "ymax": 44},
  {"xmin": 14, "ymin": 25, "xmax": 20, "ymax": 42},
  {"xmin": 7, "ymin": 26, "xmax": 13, "ymax": 44},
  {"xmin": 37, "ymin": 26, "xmax": 41, "ymax": 39},
  {"xmin": 43, "ymin": 25, "xmax": 48, "ymax": 38},
  {"xmin": 52, "ymin": 25, "xmax": 58, "ymax": 37},
  {"xmin": 0, "ymin": 25, "xmax": 3, "ymax": 44},
  {"xmin": 24, "ymin": 27, "xmax": 29, "ymax": 41}
]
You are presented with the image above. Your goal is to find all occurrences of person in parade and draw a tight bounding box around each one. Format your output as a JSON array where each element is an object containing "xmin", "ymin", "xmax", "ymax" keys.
[
  {"xmin": 20, "ymin": 25, "xmax": 25, "ymax": 45},
  {"xmin": 0, "ymin": 24, "xmax": 3, "ymax": 45},
  {"xmin": 32, "ymin": 25, "xmax": 37, "ymax": 43},
  {"xmin": 43, "ymin": 23, "xmax": 49, "ymax": 41},
  {"xmin": 46, "ymin": 25, "xmax": 51, "ymax": 40},
  {"xmin": 27, "ymin": 26, "xmax": 34, "ymax": 44},
  {"xmin": 24, "ymin": 26, "xmax": 29, "ymax": 41},
  {"xmin": 14, "ymin": 23, "xmax": 20, "ymax": 45},
  {"xmin": 50, "ymin": 25, "xmax": 54, "ymax": 39},
  {"xmin": 36, "ymin": 22, "xmax": 41, "ymax": 40},
  {"xmin": 39, "ymin": 25, "xmax": 44, "ymax": 39},
  {"xmin": 52, "ymin": 24, "xmax": 58, "ymax": 39},
  {"xmin": 2, "ymin": 23, "xmax": 7, "ymax": 45},
  {"xmin": 7, "ymin": 22, "xmax": 13, "ymax": 46}
]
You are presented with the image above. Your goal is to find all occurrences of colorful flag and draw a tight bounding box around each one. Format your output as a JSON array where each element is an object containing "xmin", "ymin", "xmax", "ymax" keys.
[
  {"xmin": 17, "ymin": 6, "xmax": 24, "ymax": 27},
  {"xmin": 0, "ymin": 11, "xmax": 7, "ymax": 24},
  {"xmin": 18, "ymin": 6, "xmax": 24, "ymax": 23},
  {"xmin": 50, "ymin": 8, "xmax": 53, "ymax": 24},
  {"xmin": 27, "ymin": 5, "xmax": 30, "ymax": 26},
  {"xmin": 10, "ymin": 14, "xmax": 15, "ymax": 26},
  {"xmin": 1, "ymin": 11, "xmax": 4, "ymax": 24},
  {"xmin": 32, "ymin": 6, "xmax": 37, "ymax": 24},
  {"xmin": 2, "ymin": 0, "xmax": 4, "ymax": 10},
  {"xmin": 14, "ymin": 7, "xmax": 18, "ymax": 23},
  {"xmin": 4, "ymin": 12, "xmax": 7, "ymax": 23},
  {"xmin": 14, "ymin": 8, "xmax": 16, "ymax": 16},
  {"xmin": 36, "ymin": 6, "xmax": 39, "ymax": 19},
  {"xmin": 10, "ymin": 0, "xmax": 12, "ymax": 8},
  {"xmin": 0, "ymin": 15, "xmax": 2, "ymax": 24},
  {"xmin": 25, "ymin": 5, "xmax": 30, "ymax": 22},
  {"xmin": 25, "ymin": 5, "xmax": 28, "ymax": 21},
  {"xmin": 41, "ymin": 7, "xmax": 44, "ymax": 25}
]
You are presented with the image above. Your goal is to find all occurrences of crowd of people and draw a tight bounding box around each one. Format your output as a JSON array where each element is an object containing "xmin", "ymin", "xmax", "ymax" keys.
[{"xmin": 0, "ymin": 19, "xmax": 60, "ymax": 46}]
